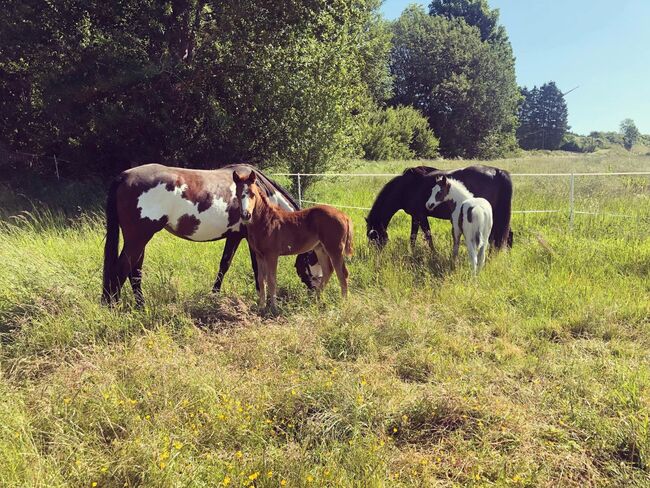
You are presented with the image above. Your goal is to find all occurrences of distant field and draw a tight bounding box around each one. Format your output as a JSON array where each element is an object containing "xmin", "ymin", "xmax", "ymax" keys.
[{"xmin": 1, "ymin": 150, "xmax": 649, "ymax": 487}]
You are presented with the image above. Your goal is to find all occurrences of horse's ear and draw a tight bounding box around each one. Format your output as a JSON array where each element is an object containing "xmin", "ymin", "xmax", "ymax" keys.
[
  {"xmin": 437, "ymin": 175, "xmax": 447, "ymax": 185},
  {"xmin": 249, "ymin": 171, "xmax": 257, "ymax": 183},
  {"xmin": 233, "ymin": 171, "xmax": 241, "ymax": 183}
]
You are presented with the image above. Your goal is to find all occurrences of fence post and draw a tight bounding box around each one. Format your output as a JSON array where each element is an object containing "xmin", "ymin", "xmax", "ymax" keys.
[
  {"xmin": 569, "ymin": 172, "xmax": 575, "ymax": 231},
  {"xmin": 297, "ymin": 174, "xmax": 302, "ymax": 208}
]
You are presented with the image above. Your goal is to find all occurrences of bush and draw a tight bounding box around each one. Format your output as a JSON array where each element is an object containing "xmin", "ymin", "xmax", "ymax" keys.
[
  {"xmin": 361, "ymin": 106, "xmax": 439, "ymax": 160},
  {"xmin": 560, "ymin": 134, "xmax": 597, "ymax": 153}
]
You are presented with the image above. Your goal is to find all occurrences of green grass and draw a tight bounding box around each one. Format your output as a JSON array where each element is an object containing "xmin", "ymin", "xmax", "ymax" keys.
[{"xmin": 1, "ymin": 150, "xmax": 649, "ymax": 487}]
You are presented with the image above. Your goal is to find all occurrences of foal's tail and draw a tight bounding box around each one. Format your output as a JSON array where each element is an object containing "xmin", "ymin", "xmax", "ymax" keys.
[
  {"xmin": 344, "ymin": 217, "xmax": 354, "ymax": 257},
  {"xmin": 101, "ymin": 174, "xmax": 123, "ymax": 304}
]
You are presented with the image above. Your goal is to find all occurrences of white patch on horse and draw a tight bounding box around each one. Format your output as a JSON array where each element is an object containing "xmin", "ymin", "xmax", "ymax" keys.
[
  {"xmin": 137, "ymin": 182, "xmax": 240, "ymax": 242},
  {"xmin": 268, "ymin": 191, "xmax": 293, "ymax": 211}
]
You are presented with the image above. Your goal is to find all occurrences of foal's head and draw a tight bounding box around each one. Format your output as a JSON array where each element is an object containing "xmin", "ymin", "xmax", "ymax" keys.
[
  {"xmin": 233, "ymin": 170, "xmax": 261, "ymax": 224},
  {"xmin": 425, "ymin": 175, "xmax": 451, "ymax": 211}
]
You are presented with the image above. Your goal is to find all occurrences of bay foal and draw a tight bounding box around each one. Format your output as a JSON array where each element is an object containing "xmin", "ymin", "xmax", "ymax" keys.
[
  {"xmin": 425, "ymin": 175, "xmax": 493, "ymax": 276},
  {"xmin": 233, "ymin": 170, "xmax": 353, "ymax": 310}
]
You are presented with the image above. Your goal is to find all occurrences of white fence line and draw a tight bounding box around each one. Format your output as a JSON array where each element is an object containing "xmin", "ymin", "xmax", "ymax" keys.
[{"xmin": 277, "ymin": 170, "xmax": 650, "ymax": 227}]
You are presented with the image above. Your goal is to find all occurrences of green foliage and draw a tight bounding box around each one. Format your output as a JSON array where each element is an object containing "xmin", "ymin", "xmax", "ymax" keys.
[
  {"xmin": 560, "ymin": 133, "xmax": 597, "ymax": 153},
  {"xmin": 390, "ymin": 5, "xmax": 519, "ymax": 159},
  {"xmin": 428, "ymin": 0, "xmax": 508, "ymax": 44},
  {"xmin": 0, "ymin": 0, "xmax": 390, "ymax": 180},
  {"xmin": 517, "ymin": 82, "xmax": 569, "ymax": 150},
  {"xmin": 620, "ymin": 119, "xmax": 641, "ymax": 151},
  {"xmin": 361, "ymin": 106, "xmax": 439, "ymax": 160}
]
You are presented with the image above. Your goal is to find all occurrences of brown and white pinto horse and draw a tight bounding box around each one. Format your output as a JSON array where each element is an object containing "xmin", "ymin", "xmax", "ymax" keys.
[
  {"xmin": 101, "ymin": 163, "xmax": 321, "ymax": 306},
  {"xmin": 232, "ymin": 169, "xmax": 353, "ymax": 311}
]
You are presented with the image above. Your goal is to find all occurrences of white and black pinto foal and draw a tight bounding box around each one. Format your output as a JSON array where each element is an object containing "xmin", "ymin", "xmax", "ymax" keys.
[{"xmin": 425, "ymin": 175, "xmax": 493, "ymax": 275}]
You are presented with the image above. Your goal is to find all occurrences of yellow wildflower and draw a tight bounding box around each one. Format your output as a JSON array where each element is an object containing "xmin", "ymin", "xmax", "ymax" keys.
[
  {"xmin": 173, "ymin": 441, "xmax": 184, "ymax": 450},
  {"xmin": 249, "ymin": 472, "xmax": 259, "ymax": 481},
  {"xmin": 222, "ymin": 476, "xmax": 231, "ymax": 486},
  {"xmin": 280, "ymin": 480, "xmax": 287, "ymax": 486},
  {"xmin": 267, "ymin": 471, "xmax": 273, "ymax": 478},
  {"xmin": 236, "ymin": 451, "xmax": 243, "ymax": 458},
  {"xmin": 306, "ymin": 474, "xmax": 314, "ymax": 483}
]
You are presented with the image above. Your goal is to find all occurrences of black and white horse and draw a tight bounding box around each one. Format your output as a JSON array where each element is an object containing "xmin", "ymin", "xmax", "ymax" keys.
[
  {"xmin": 102, "ymin": 163, "xmax": 320, "ymax": 306},
  {"xmin": 366, "ymin": 165, "xmax": 512, "ymax": 250}
]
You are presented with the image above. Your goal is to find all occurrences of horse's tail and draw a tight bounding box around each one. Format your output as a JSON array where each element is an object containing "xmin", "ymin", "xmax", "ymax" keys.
[
  {"xmin": 101, "ymin": 174, "xmax": 123, "ymax": 304},
  {"xmin": 344, "ymin": 216, "xmax": 354, "ymax": 257},
  {"xmin": 492, "ymin": 169, "xmax": 513, "ymax": 249}
]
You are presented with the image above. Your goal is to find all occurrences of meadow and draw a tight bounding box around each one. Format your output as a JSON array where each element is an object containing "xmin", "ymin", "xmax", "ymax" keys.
[{"xmin": 1, "ymin": 149, "xmax": 649, "ymax": 487}]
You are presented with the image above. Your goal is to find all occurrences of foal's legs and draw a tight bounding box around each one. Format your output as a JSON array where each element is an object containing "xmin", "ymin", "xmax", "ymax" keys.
[
  {"xmin": 477, "ymin": 242, "xmax": 488, "ymax": 272},
  {"xmin": 212, "ymin": 235, "xmax": 243, "ymax": 293},
  {"xmin": 255, "ymin": 254, "xmax": 267, "ymax": 309},
  {"xmin": 265, "ymin": 254, "xmax": 279, "ymax": 311},
  {"xmin": 329, "ymin": 252, "xmax": 349, "ymax": 298},
  {"xmin": 313, "ymin": 245, "xmax": 333, "ymax": 294}
]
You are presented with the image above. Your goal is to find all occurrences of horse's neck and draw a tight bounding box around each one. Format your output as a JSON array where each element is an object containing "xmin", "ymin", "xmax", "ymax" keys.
[
  {"xmin": 369, "ymin": 181, "xmax": 405, "ymax": 227},
  {"xmin": 447, "ymin": 179, "xmax": 473, "ymax": 204}
]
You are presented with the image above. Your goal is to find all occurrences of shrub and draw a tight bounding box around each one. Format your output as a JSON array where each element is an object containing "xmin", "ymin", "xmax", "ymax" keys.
[
  {"xmin": 361, "ymin": 106, "xmax": 439, "ymax": 160},
  {"xmin": 560, "ymin": 134, "xmax": 597, "ymax": 153}
]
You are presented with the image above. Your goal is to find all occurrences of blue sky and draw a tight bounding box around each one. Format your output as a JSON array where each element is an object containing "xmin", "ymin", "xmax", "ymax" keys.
[{"xmin": 381, "ymin": 0, "xmax": 650, "ymax": 135}]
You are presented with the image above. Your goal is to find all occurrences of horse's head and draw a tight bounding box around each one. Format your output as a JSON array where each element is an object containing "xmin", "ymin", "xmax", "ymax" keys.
[
  {"xmin": 365, "ymin": 217, "xmax": 388, "ymax": 249},
  {"xmin": 425, "ymin": 175, "xmax": 451, "ymax": 212},
  {"xmin": 295, "ymin": 251, "xmax": 322, "ymax": 290},
  {"xmin": 233, "ymin": 170, "xmax": 260, "ymax": 224}
]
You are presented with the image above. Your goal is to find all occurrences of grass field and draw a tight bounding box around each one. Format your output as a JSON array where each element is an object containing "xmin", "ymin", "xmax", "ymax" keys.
[{"xmin": 1, "ymin": 149, "xmax": 649, "ymax": 487}]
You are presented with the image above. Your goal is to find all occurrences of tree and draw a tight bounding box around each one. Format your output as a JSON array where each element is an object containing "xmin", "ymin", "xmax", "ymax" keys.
[
  {"xmin": 428, "ymin": 0, "xmax": 507, "ymax": 45},
  {"xmin": 0, "ymin": 0, "xmax": 390, "ymax": 183},
  {"xmin": 516, "ymin": 82, "xmax": 568, "ymax": 150},
  {"xmin": 390, "ymin": 5, "xmax": 519, "ymax": 158},
  {"xmin": 620, "ymin": 119, "xmax": 640, "ymax": 151}
]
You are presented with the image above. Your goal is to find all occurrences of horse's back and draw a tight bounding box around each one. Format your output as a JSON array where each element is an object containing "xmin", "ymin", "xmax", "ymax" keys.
[{"xmin": 114, "ymin": 163, "xmax": 246, "ymax": 242}]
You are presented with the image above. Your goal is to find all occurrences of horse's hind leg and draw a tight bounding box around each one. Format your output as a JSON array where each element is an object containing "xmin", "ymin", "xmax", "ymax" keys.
[
  {"xmin": 212, "ymin": 235, "xmax": 243, "ymax": 293},
  {"xmin": 128, "ymin": 251, "xmax": 145, "ymax": 308},
  {"xmin": 313, "ymin": 245, "xmax": 333, "ymax": 294},
  {"xmin": 329, "ymin": 252, "xmax": 349, "ymax": 298}
]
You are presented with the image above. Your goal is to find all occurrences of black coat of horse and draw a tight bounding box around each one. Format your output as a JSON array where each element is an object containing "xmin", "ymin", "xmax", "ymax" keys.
[
  {"xmin": 102, "ymin": 163, "xmax": 319, "ymax": 306},
  {"xmin": 366, "ymin": 165, "xmax": 513, "ymax": 249}
]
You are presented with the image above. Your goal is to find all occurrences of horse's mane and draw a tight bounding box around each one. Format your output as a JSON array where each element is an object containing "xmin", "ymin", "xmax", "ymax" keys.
[
  {"xmin": 222, "ymin": 163, "xmax": 301, "ymax": 210},
  {"xmin": 366, "ymin": 166, "xmax": 439, "ymax": 225}
]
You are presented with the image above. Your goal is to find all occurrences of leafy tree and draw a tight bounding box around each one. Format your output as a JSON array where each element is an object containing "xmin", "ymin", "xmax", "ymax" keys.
[
  {"xmin": 619, "ymin": 119, "xmax": 640, "ymax": 150},
  {"xmin": 390, "ymin": 5, "xmax": 519, "ymax": 158},
  {"xmin": 516, "ymin": 82, "xmax": 568, "ymax": 150},
  {"xmin": 428, "ymin": 0, "xmax": 507, "ymax": 45},
  {"xmin": 0, "ymin": 0, "xmax": 390, "ymax": 183},
  {"xmin": 361, "ymin": 105, "xmax": 439, "ymax": 160}
]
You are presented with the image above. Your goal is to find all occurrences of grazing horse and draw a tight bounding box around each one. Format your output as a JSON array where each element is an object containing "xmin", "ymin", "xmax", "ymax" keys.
[
  {"xmin": 366, "ymin": 165, "xmax": 512, "ymax": 250},
  {"xmin": 233, "ymin": 169, "xmax": 353, "ymax": 311},
  {"xmin": 425, "ymin": 175, "xmax": 493, "ymax": 275},
  {"xmin": 101, "ymin": 163, "xmax": 321, "ymax": 306}
]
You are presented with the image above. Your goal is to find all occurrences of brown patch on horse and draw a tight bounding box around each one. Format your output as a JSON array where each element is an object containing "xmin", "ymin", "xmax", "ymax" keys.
[
  {"xmin": 179, "ymin": 174, "xmax": 215, "ymax": 213},
  {"xmin": 176, "ymin": 214, "xmax": 201, "ymax": 236},
  {"xmin": 435, "ymin": 177, "xmax": 451, "ymax": 203}
]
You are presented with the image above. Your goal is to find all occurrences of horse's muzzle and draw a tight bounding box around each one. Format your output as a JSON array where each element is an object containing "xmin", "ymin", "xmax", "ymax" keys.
[{"xmin": 241, "ymin": 211, "xmax": 251, "ymax": 223}]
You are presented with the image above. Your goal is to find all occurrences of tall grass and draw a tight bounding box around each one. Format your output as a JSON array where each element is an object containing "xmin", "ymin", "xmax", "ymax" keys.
[{"xmin": 1, "ymin": 151, "xmax": 649, "ymax": 487}]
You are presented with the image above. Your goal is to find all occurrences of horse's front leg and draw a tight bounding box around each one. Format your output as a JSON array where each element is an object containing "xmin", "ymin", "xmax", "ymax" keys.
[
  {"xmin": 409, "ymin": 216, "xmax": 419, "ymax": 250},
  {"xmin": 266, "ymin": 254, "xmax": 279, "ymax": 312},
  {"xmin": 212, "ymin": 234, "xmax": 243, "ymax": 293},
  {"xmin": 451, "ymin": 221, "xmax": 461, "ymax": 261},
  {"xmin": 419, "ymin": 215, "xmax": 434, "ymax": 250}
]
